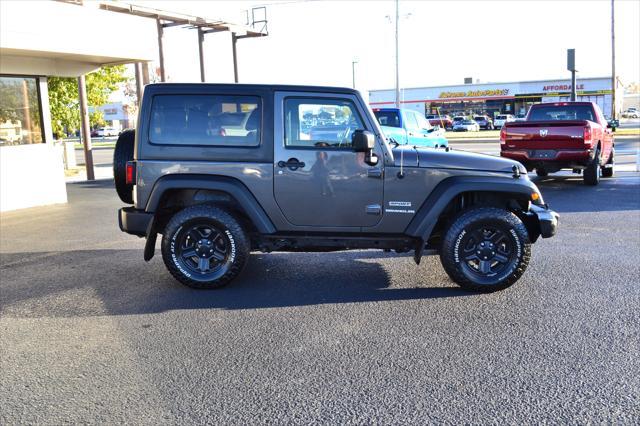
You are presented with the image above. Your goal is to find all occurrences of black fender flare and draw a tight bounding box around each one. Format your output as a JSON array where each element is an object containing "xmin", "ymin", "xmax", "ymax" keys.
[
  {"xmin": 405, "ymin": 175, "xmax": 538, "ymax": 262},
  {"xmin": 145, "ymin": 174, "xmax": 277, "ymax": 234}
]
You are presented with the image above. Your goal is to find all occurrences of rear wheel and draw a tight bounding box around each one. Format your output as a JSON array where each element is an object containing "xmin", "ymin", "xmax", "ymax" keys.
[
  {"xmin": 113, "ymin": 129, "xmax": 135, "ymax": 204},
  {"xmin": 535, "ymin": 168, "xmax": 548, "ymax": 177},
  {"xmin": 440, "ymin": 207, "xmax": 531, "ymax": 292},
  {"xmin": 602, "ymin": 148, "xmax": 614, "ymax": 178},
  {"xmin": 583, "ymin": 150, "xmax": 601, "ymax": 185},
  {"xmin": 161, "ymin": 205, "xmax": 250, "ymax": 289}
]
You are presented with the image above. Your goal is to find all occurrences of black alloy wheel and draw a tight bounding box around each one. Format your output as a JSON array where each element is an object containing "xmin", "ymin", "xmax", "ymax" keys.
[
  {"xmin": 440, "ymin": 207, "xmax": 531, "ymax": 292},
  {"xmin": 456, "ymin": 226, "xmax": 515, "ymax": 283},
  {"xmin": 175, "ymin": 223, "xmax": 231, "ymax": 280},
  {"xmin": 161, "ymin": 205, "xmax": 249, "ymax": 289}
]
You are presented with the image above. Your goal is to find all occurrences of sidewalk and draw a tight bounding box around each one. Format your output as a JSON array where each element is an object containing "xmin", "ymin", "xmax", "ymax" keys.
[{"xmin": 65, "ymin": 164, "xmax": 113, "ymax": 182}]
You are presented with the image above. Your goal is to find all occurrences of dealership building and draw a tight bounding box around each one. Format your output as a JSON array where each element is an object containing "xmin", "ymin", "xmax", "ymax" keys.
[
  {"xmin": 369, "ymin": 76, "xmax": 619, "ymax": 119},
  {"xmin": 0, "ymin": 0, "xmax": 266, "ymax": 212}
]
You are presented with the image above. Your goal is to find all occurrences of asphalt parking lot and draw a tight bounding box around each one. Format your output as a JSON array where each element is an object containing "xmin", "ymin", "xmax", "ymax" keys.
[{"xmin": 2, "ymin": 168, "xmax": 640, "ymax": 423}]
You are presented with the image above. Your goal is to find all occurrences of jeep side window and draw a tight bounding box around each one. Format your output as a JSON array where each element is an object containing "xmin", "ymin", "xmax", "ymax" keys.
[
  {"xmin": 149, "ymin": 94, "xmax": 261, "ymax": 146},
  {"xmin": 284, "ymin": 98, "xmax": 364, "ymax": 148}
]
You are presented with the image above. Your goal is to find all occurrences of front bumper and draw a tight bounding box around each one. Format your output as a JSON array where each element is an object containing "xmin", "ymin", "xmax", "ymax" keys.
[
  {"xmin": 529, "ymin": 204, "xmax": 559, "ymax": 238},
  {"xmin": 118, "ymin": 207, "xmax": 153, "ymax": 237}
]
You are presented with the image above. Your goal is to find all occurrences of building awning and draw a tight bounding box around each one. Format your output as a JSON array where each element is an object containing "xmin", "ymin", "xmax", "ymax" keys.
[{"xmin": 0, "ymin": 1, "xmax": 157, "ymax": 77}]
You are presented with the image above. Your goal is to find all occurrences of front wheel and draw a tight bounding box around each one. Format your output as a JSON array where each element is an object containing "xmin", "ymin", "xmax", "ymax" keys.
[
  {"xmin": 161, "ymin": 205, "xmax": 250, "ymax": 289},
  {"xmin": 440, "ymin": 207, "xmax": 531, "ymax": 292},
  {"xmin": 602, "ymin": 148, "xmax": 614, "ymax": 178}
]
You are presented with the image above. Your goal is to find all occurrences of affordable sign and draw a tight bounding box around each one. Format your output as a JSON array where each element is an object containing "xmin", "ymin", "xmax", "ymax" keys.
[{"xmin": 542, "ymin": 84, "xmax": 584, "ymax": 91}]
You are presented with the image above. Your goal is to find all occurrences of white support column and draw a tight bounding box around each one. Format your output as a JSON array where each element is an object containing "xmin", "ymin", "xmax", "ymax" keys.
[
  {"xmin": 37, "ymin": 76, "xmax": 54, "ymax": 144},
  {"xmin": 78, "ymin": 74, "xmax": 95, "ymax": 181}
]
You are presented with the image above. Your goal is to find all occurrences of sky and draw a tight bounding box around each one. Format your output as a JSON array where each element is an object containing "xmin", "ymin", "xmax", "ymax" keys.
[{"xmin": 131, "ymin": 0, "xmax": 640, "ymax": 94}]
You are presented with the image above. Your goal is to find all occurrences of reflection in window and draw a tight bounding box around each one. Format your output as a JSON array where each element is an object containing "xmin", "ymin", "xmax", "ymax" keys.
[
  {"xmin": 285, "ymin": 98, "xmax": 364, "ymax": 148},
  {"xmin": 149, "ymin": 94, "xmax": 261, "ymax": 146},
  {"xmin": 0, "ymin": 77, "xmax": 43, "ymax": 145}
]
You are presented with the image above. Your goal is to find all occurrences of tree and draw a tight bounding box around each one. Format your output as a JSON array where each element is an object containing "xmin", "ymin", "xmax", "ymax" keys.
[
  {"xmin": 48, "ymin": 65, "xmax": 129, "ymax": 138},
  {"xmin": 0, "ymin": 77, "xmax": 43, "ymax": 143}
]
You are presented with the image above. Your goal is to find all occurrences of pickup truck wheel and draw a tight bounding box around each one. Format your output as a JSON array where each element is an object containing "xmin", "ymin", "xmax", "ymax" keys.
[
  {"xmin": 161, "ymin": 205, "xmax": 249, "ymax": 289},
  {"xmin": 535, "ymin": 168, "xmax": 548, "ymax": 177},
  {"xmin": 440, "ymin": 207, "xmax": 531, "ymax": 292},
  {"xmin": 583, "ymin": 151, "xmax": 601, "ymax": 185},
  {"xmin": 113, "ymin": 129, "xmax": 135, "ymax": 204},
  {"xmin": 601, "ymin": 148, "xmax": 614, "ymax": 178}
]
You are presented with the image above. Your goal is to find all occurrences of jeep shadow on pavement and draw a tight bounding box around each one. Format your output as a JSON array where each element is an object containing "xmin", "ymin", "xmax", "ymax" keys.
[{"xmin": 115, "ymin": 83, "xmax": 558, "ymax": 293}]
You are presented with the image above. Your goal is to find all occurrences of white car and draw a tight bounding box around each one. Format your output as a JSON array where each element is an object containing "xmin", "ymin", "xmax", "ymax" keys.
[
  {"xmin": 96, "ymin": 126, "xmax": 120, "ymax": 137},
  {"xmin": 494, "ymin": 114, "xmax": 515, "ymax": 128},
  {"xmin": 622, "ymin": 108, "xmax": 639, "ymax": 118},
  {"xmin": 453, "ymin": 119, "xmax": 480, "ymax": 132}
]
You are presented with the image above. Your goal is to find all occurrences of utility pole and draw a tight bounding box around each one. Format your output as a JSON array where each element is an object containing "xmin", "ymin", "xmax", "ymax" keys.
[
  {"xmin": 156, "ymin": 18, "xmax": 166, "ymax": 82},
  {"xmin": 394, "ymin": 0, "xmax": 400, "ymax": 108},
  {"xmin": 568, "ymin": 49, "xmax": 577, "ymax": 101},
  {"xmin": 231, "ymin": 33, "xmax": 239, "ymax": 83},
  {"xmin": 198, "ymin": 28, "xmax": 206, "ymax": 82},
  {"xmin": 352, "ymin": 59, "xmax": 358, "ymax": 89},
  {"xmin": 611, "ymin": 0, "xmax": 617, "ymax": 119}
]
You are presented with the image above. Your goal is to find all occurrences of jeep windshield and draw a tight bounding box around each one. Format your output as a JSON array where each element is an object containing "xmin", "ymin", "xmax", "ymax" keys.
[{"xmin": 373, "ymin": 110, "xmax": 401, "ymax": 128}]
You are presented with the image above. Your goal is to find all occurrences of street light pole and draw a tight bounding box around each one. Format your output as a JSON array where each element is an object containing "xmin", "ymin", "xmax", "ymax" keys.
[
  {"xmin": 611, "ymin": 0, "xmax": 616, "ymax": 119},
  {"xmin": 352, "ymin": 60, "xmax": 358, "ymax": 89},
  {"xmin": 394, "ymin": 0, "xmax": 400, "ymax": 108}
]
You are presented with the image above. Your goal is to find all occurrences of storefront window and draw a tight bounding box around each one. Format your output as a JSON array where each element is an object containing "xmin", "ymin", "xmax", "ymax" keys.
[{"xmin": 0, "ymin": 76, "xmax": 43, "ymax": 145}]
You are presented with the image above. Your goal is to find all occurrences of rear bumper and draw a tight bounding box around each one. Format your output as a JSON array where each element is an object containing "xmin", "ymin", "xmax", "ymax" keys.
[
  {"xmin": 529, "ymin": 204, "xmax": 559, "ymax": 239},
  {"xmin": 501, "ymin": 149, "xmax": 592, "ymax": 165},
  {"xmin": 118, "ymin": 207, "xmax": 153, "ymax": 237}
]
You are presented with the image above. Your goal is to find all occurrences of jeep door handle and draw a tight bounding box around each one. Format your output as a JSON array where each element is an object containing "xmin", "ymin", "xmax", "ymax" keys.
[{"xmin": 277, "ymin": 158, "xmax": 305, "ymax": 170}]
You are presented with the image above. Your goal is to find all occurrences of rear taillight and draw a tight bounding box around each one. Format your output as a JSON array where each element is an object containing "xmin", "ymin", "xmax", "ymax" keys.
[
  {"xmin": 500, "ymin": 127, "xmax": 507, "ymax": 144},
  {"xmin": 583, "ymin": 125, "xmax": 592, "ymax": 145},
  {"xmin": 125, "ymin": 161, "xmax": 136, "ymax": 185}
]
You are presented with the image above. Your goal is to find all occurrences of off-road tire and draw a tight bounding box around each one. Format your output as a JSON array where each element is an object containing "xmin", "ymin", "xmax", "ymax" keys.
[
  {"xmin": 440, "ymin": 207, "xmax": 531, "ymax": 292},
  {"xmin": 161, "ymin": 205, "xmax": 250, "ymax": 289},
  {"xmin": 583, "ymin": 150, "xmax": 601, "ymax": 186},
  {"xmin": 113, "ymin": 129, "xmax": 135, "ymax": 204},
  {"xmin": 602, "ymin": 148, "xmax": 614, "ymax": 178},
  {"xmin": 535, "ymin": 168, "xmax": 548, "ymax": 177}
]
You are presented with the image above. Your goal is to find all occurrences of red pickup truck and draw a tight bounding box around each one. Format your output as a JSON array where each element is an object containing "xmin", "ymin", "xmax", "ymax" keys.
[{"xmin": 500, "ymin": 102, "xmax": 614, "ymax": 185}]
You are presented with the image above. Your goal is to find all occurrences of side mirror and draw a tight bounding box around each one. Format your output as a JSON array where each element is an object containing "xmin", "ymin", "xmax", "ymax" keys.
[{"xmin": 352, "ymin": 130, "xmax": 375, "ymax": 152}]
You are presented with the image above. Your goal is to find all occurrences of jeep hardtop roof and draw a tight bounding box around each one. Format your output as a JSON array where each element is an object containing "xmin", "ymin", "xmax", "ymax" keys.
[{"xmin": 143, "ymin": 82, "xmax": 360, "ymax": 95}]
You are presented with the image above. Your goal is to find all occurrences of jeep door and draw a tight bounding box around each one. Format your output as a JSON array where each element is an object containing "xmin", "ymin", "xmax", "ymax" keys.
[{"xmin": 273, "ymin": 92, "xmax": 384, "ymax": 227}]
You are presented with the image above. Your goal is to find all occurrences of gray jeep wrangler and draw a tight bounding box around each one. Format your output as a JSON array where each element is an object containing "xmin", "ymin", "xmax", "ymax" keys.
[{"xmin": 115, "ymin": 83, "xmax": 558, "ymax": 292}]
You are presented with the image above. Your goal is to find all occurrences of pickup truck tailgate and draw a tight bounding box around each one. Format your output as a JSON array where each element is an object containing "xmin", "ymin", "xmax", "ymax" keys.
[{"xmin": 502, "ymin": 120, "xmax": 588, "ymax": 149}]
